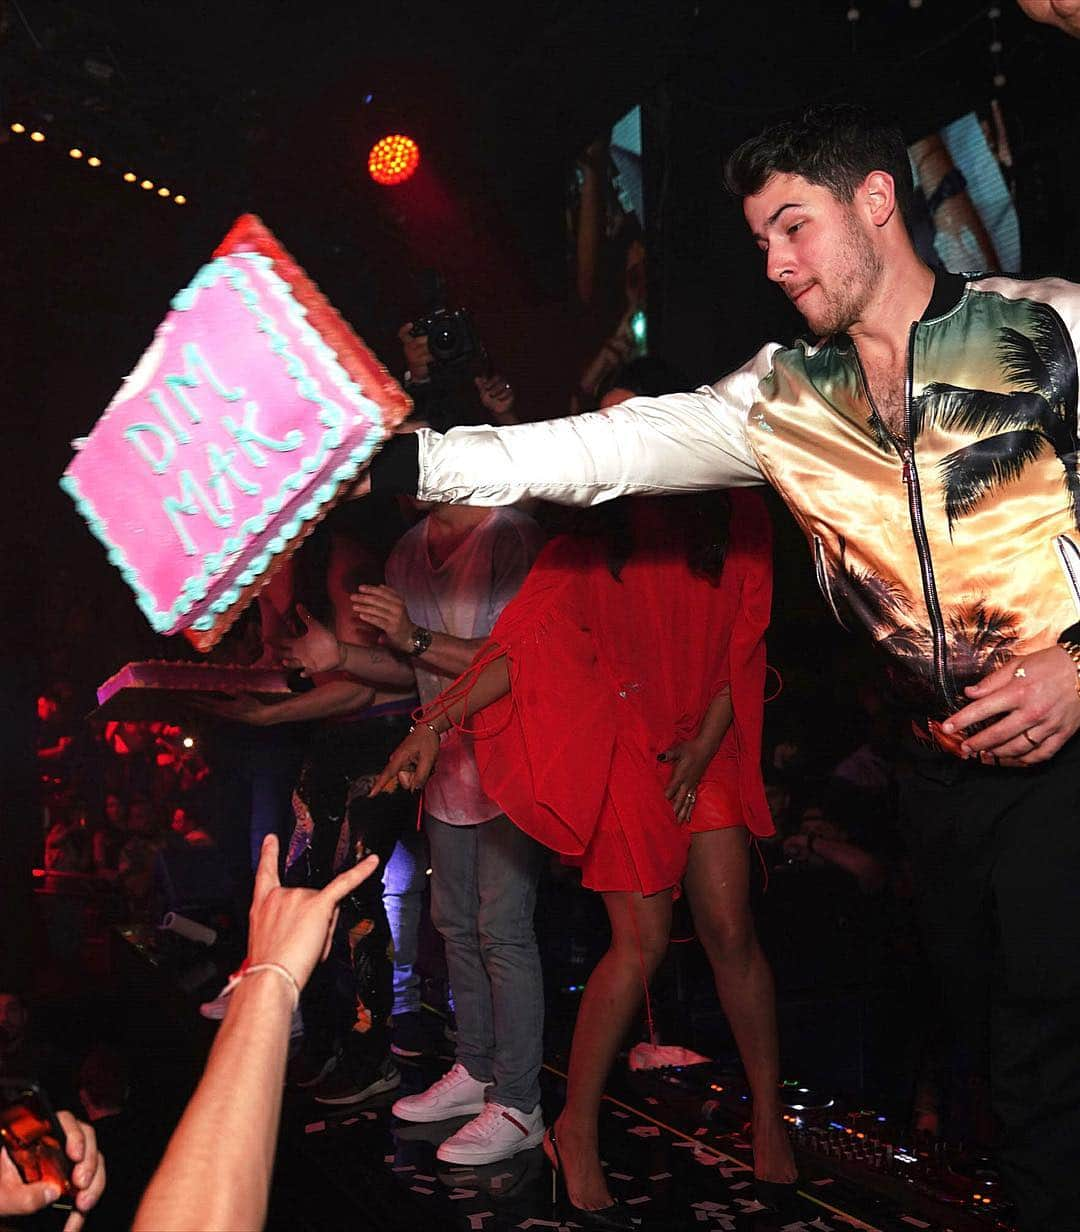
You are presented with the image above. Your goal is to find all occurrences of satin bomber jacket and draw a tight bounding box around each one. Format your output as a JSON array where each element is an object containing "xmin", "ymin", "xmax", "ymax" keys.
[{"xmin": 400, "ymin": 273, "xmax": 1080, "ymax": 734}]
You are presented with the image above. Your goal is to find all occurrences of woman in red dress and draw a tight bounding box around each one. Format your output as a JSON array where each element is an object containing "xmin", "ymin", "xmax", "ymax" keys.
[{"xmin": 372, "ymin": 372, "xmax": 796, "ymax": 1224}]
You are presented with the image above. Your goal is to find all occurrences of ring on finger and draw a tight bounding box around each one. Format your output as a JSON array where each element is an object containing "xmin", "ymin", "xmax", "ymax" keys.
[{"xmin": 1022, "ymin": 728, "xmax": 1040, "ymax": 749}]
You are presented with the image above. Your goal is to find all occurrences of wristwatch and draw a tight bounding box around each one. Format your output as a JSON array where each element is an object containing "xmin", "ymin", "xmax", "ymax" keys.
[{"xmin": 408, "ymin": 625, "xmax": 433, "ymax": 657}]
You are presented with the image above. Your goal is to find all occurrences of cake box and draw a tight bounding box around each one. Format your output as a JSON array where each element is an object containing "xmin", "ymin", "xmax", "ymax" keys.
[
  {"xmin": 94, "ymin": 660, "xmax": 295, "ymax": 720},
  {"xmin": 61, "ymin": 214, "xmax": 410, "ymax": 650}
]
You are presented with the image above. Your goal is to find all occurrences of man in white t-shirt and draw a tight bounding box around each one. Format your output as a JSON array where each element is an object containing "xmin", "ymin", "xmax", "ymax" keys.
[{"xmin": 348, "ymin": 499, "xmax": 548, "ymax": 1165}]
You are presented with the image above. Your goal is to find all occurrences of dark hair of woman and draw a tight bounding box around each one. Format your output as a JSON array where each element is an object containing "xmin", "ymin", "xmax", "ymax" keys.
[{"xmin": 587, "ymin": 358, "xmax": 731, "ymax": 584}]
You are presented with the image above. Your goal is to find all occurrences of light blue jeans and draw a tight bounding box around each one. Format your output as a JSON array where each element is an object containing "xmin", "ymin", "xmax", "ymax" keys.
[
  {"xmin": 426, "ymin": 812, "xmax": 545, "ymax": 1113},
  {"xmin": 384, "ymin": 828, "xmax": 429, "ymax": 1016}
]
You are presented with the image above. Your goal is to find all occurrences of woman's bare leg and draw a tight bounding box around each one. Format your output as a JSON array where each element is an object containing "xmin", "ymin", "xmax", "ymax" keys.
[
  {"xmin": 550, "ymin": 887, "xmax": 673, "ymax": 1209},
  {"xmin": 684, "ymin": 828, "xmax": 796, "ymax": 1183}
]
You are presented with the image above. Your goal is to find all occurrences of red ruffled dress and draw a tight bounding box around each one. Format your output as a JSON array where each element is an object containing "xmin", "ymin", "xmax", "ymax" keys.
[{"xmin": 453, "ymin": 490, "xmax": 774, "ymax": 896}]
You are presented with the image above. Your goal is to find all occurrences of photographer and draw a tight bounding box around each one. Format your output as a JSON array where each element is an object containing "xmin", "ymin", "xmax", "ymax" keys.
[{"xmin": 398, "ymin": 275, "xmax": 521, "ymax": 432}]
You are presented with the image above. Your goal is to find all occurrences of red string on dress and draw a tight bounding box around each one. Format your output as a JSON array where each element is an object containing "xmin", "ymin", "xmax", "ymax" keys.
[
  {"xmin": 413, "ymin": 641, "xmax": 515, "ymax": 738},
  {"xmin": 625, "ymin": 892, "xmax": 658, "ymax": 1046}
]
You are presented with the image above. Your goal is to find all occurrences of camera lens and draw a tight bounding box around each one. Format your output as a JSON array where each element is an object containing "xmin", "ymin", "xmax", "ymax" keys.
[{"xmin": 429, "ymin": 319, "xmax": 461, "ymax": 360}]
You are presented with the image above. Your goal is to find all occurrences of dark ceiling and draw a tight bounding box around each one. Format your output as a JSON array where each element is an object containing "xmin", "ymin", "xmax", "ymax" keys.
[{"xmin": 5, "ymin": 0, "xmax": 1062, "ymax": 209}]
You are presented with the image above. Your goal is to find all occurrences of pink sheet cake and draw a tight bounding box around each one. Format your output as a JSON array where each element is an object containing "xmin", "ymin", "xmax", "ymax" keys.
[{"xmin": 62, "ymin": 215, "xmax": 410, "ymax": 650}]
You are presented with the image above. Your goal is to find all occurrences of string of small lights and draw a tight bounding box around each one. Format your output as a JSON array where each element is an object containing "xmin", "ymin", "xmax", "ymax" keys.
[
  {"xmin": 7, "ymin": 120, "xmax": 188, "ymax": 205},
  {"xmin": 843, "ymin": 2, "xmax": 1009, "ymax": 97},
  {"xmin": 987, "ymin": 4, "xmax": 1007, "ymax": 89}
]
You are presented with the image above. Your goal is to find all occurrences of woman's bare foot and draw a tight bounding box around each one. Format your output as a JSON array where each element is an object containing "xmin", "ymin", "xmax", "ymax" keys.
[
  {"xmin": 751, "ymin": 1107, "xmax": 798, "ymax": 1183},
  {"xmin": 545, "ymin": 1115, "xmax": 616, "ymax": 1211}
]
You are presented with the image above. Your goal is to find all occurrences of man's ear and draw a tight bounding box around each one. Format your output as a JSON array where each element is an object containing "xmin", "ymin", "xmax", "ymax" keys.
[{"xmin": 862, "ymin": 170, "xmax": 898, "ymax": 228}]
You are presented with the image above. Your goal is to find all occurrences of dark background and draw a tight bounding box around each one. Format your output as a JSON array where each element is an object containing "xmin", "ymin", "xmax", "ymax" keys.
[{"xmin": 2, "ymin": 0, "xmax": 1079, "ymax": 700}]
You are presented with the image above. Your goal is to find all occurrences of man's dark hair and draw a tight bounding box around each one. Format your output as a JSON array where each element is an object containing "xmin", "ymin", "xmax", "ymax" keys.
[
  {"xmin": 79, "ymin": 1044, "xmax": 129, "ymax": 1109},
  {"xmin": 724, "ymin": 103, "xmax": 914, "ymax": 224}
]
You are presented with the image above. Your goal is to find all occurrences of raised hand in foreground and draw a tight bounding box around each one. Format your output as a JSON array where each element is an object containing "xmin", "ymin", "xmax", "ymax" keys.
[
  {"xmin": 248, "ymin": 834, "xmax": 380, "ymax": 989},
  {"xmin": 133, "ymin": 836, "xmax": 379, "ymax": 1231}
]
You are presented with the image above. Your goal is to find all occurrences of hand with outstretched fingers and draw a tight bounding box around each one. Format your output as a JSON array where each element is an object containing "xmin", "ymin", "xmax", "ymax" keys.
[
  {"xmin": 351, "ymin": 586, "xmax": 413, "ymax": 654},
  {"xmin": 247, "ymin": 834, "xmax": 380, "ymax": 990}
]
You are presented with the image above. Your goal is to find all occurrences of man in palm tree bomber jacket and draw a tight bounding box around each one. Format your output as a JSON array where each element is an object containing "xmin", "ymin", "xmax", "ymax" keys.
[{"xmin": 368, "ymin": 107, "xmax": 1080, "ymax": 1230}]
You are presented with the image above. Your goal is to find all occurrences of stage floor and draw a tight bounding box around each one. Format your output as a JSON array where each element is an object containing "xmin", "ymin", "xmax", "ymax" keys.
[{"xmin": 267, "ymin": 1041, "xmax": 1006, "ymax": 1232}]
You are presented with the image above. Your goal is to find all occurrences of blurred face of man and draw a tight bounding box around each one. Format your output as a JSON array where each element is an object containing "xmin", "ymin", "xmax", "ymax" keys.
[
  {"xmin": 0, "ymin": 994, "xmax": 27, "ymax": 1050},
  {"xmin": 743, "ymin": 172, "xmax": 885, "ymax": 337},
  {"xmin": 128, "ymin": 801, "xmax": 151, "ymax": 832},
  {"xmin": 799, "ymin": 807, "xmax": 844, "ymax": 843}
]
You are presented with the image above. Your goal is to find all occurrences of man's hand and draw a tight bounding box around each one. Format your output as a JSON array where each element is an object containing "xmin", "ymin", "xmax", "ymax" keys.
[
  {"xmin": 278, "ymin": 604, "xmax": 343, "ymax": 677},
  {"xmin": 351, "ymin": 585, "xmax": 414, "ymax": 654},
  {"xmin": 247, "ymin": 834, "xmax": 379, "ymax": 990},
  {"xmin": 1017, "ymin": 0, "xmax": 1080, "ymax": 37},
  {"xmin": 398, "ymin": 323, "xmax": 432, "ymax": 384},
  {"xmin": 782, "ymin": 833, "xmax": 813, "ymax": 862},
  {"xmin": 474, "ymin": 373, "xmax": 516, "ymax": 422},
  {"xmin": 0, "ymin": 1111, "xmax": 106, "ymax": 1231},
  {"xmin": 942, "ymin": 646, "xmax": 1080, "ymax": 765},
  {"xmin": 369, "ymin": 724, "xmax": 441, "ymax": 796},
  {"xmin": 659, "ymin": 738, "xmax": 713, "ymax": 824}
]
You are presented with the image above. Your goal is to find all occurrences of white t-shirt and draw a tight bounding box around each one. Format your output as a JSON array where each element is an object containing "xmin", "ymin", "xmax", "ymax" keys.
[{"xmin": 386, "ymin": 507, "xmax": 544, "ymax": 825}]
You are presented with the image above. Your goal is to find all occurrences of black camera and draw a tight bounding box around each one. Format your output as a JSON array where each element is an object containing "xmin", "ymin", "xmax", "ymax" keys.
[
  {"xmin": 410, "ymin": 270, "xmax": 486, "ymax": 374},
  {"xmin": 410, "ymin": 305, "xmax": 483, "ymax": 369}
]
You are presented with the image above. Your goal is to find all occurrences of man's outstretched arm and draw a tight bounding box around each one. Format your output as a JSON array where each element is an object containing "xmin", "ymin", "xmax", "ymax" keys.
[{"xmin": 371, "ymin": 346, "xmax": 778, "ymax": 505}]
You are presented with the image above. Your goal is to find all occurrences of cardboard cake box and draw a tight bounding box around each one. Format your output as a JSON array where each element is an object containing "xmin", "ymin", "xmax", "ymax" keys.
[
  {"xmin": 61, "ymin": 214, "xmax": 410, "ymax": 651},
  {"xmin": 94, "ymin": 659, "xmax": 297, "ymax": 721}
]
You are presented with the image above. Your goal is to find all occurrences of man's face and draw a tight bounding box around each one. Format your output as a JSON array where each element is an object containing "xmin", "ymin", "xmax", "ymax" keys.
[
  {"xmin": 128, "ymin": 801, "xmax": 151, "ymax": 832},
  {"xmin": 743, "ymin": 172, "xmax": 884, "ymax": 337},
  {"xmin": 0, "ymin": 994, "xmax": 27, "ymax": 1049},
  {"xmin": 799, "ymin": 807, "xmax": 843, "ymax": 842}
]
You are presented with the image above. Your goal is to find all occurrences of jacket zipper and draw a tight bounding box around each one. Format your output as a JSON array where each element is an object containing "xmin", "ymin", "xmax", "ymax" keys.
[{"xmin": 853, "ymin": 325, "xmax": 955, "ymax": 707}]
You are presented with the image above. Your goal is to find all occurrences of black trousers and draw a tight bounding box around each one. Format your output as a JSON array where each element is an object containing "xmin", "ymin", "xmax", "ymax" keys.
[
  {"xmin": 286, "ymin": 715, "xmax": 413, "ymax": 1065},
  {"xmin": 900, "ymin": 735, "xmax": 1080, "ymax": 1232}
]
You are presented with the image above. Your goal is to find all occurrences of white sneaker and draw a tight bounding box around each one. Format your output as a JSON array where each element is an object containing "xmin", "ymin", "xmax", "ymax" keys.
[
  {"xmin": 391, "ymin": 1061, "xmax": 491, "ymax": 1123},
  {"xmin": 200, "ymin": 981, "xmax": 302, "ymax": 1038},
  {"xmin": 198, "ymin": 981, "xmax": 234, "ymax": 1020},
  {"xmin": 436, "ymin": 1101, "xmax": 545, "ymax": 1165}
]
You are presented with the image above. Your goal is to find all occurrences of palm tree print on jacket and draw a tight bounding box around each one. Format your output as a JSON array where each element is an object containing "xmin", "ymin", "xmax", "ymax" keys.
[
  {"xmin": 912, "ymin": 302, "xmax": 1080, "ymax": 535},
  {"xmin": 825, "ymin": 538, "xmax": 1020, "ymax": 712}
]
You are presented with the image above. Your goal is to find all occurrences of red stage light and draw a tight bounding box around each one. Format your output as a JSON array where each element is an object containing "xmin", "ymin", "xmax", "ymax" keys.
[{"xmin": 368, "ymin": 134, "xmax": 420, "ymax": 186}]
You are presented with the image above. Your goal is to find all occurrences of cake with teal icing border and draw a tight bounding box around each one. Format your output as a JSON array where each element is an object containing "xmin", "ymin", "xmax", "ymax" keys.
[{"xmin": 60, "ymin": 215, "xmax": 411, "ymax": 651}]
